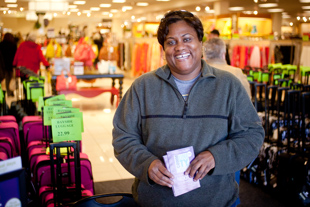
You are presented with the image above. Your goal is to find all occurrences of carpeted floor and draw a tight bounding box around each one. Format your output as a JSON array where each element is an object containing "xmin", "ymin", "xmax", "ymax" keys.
[{"xmin": 94, "ymin": 178, "xmax": 303, "ymax": 207}]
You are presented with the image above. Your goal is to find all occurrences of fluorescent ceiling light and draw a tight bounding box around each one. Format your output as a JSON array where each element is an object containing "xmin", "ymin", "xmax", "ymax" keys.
[
  {"xmin": 5, "ymin": 0, "xmax": 16, "ymax": 3},
  {"xmin": 82, "ymin": 10, "xmax": 91, "ymax": 13},
  {"xmin": 302, "ymin": 6, "xmax": 310, "ymax": 9},
  {"xmin": 304, "ymin": 10, "xmax": 310, "ymax": 13},
  {"xmin": 102, "ymin": 12, "xmax": 109, "ymax": 15},
  {"xmin": 259, "ymin": 3, "xmax": 278, "ymax": 8},
  {"xmin": 282, "ymin": 15, "xmax": 291, "ymax": 18},
  {"xmin": 229, "ymin": 7, "xmax": 244, "ymax": 11},
  {"xmin": 0, "ymin": 7, "xmax": 9, "ymax": 11},
  {"xmin": 73, "ymin": 1, "xmax": 85, "ymax": 5},
  {"xmin": 208, "ymin": 9, "xmax": 215, "ymax": 13},
  {"xmin": 112, "ymin": 0, "xmax": 126, "ymax": 3},
  {"xmin": 68, "ymin": 5, "xmax": 77, "ymax": 9},
  {"xmin": 70, "ymin": 9, "xmax": 79, "ymax": 12},
  {"xmin": 267, "ymin": 8, "xmax": 284, "ymax": 12},
  {"xmin": 110, "ymin": 9, "xmax": 118, "ymax": 13},
  {"xmin": 100, "ymin": 4, "xmax": 111, "ymax": 7},
  {"xmin": 122, "ymin": 6, "xmax": 132, "ymax": 10},
  {"xmin": 156, "ymin": 0, "xmax": 170, "ymax": 1},
  {"xmin": 7, "ymin": 4, "xmax": 17, "ymax": 7},
  {"xmin": 300, "ymin": 0, "xmax": 310, "ymax": 2},
  {"xmin": 90, "ymin": 7, "xmax": 100, "ymax": 11},
  {"xmin": 136, "ymin": 2, "xmax": 149, "ymax": 6}
]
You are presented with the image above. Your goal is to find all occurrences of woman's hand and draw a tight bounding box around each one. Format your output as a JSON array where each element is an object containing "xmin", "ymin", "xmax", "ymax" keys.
[
  {"xmin": 148, "ymin": 159, "xmax": 174, "ymax": 188},
  {"xmin": 184, "ymin": 151, "xmax": 215, "ymax": 181}
]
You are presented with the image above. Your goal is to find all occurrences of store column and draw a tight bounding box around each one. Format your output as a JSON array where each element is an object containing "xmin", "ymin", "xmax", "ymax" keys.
[
  {"xmin": 272, "ymin": 13, "xmax": 282, "ymax": 38},
  {"xmin": 111, "ymin": 19, "xmax": 123, "ymax": 41},
  {"xmin": 214, "ymin": 1, "xmax": 229, "ymax": 16}
]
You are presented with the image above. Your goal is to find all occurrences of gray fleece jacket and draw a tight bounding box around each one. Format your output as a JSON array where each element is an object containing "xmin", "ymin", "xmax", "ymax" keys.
[{"xmin": 112, "ymin": 59, "xmax": 264, "ymax": 207}]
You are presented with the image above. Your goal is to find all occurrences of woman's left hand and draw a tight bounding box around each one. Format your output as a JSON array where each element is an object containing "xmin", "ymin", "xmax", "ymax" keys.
[{"xmin": 184, "ymin": 151, "xmax": 215, "ymax": 181}]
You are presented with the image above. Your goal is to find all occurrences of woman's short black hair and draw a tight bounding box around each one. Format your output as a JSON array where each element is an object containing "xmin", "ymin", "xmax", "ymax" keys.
[{"xmin": 157, "ymin": 10, "xmax": 204, "ymax": 49}]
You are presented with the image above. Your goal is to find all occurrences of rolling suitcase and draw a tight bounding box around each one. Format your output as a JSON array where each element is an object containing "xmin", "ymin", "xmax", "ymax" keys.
[
  {"xmin": 38, "ymin": 142, "xmax": 93, "ymax": 206},
  {"xmin": 0, "ymin": 122, "xmax": 20, "ymax": 156}
]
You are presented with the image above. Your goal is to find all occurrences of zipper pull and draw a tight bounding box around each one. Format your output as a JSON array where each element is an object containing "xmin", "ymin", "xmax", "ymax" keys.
[{"xmin": 183, "ymin": 102, "xmax": 188, "ymax": 119}]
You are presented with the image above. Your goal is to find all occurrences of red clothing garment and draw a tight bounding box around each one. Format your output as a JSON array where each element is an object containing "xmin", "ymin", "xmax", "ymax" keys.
[{"xmin": 13, "ymin": 41, "xmax": 49, "ymax": 74}]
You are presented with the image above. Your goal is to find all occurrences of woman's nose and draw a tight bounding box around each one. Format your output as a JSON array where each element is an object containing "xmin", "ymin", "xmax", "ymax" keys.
[{"xmin": 175, "ymin": 41, "xmax": 185, "ymax": 51}]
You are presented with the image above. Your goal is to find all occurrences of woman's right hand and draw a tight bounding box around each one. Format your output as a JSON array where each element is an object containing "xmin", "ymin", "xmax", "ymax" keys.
[{"xmin": 148, "ymin": 159, "xmax": 174, "ymax": 188}]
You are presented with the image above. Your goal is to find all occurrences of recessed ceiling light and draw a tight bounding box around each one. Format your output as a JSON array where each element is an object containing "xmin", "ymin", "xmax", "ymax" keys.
[
  {"xmin": 229, "ymin": 7, "xmax": 244, "ymax": 11},
  {"xmin": 7, "ymin": 4, "xmax": 17, "ymax": 7},
  {"xmin": 90, "ymin": 7, "xmax": 100, "ymax": 11},
  {"xmin": 109, "ymin": 13, "xmax": 113, "ymax": 17},
  {"xmin": 196, "ymin": 6, "xmax": 201, "ymax": 12},
  {"xmin": 20, "ymin": 7, "xmax": 23, "ymax": 11},
  {"xmin": 77, "ymin": 12, "xmax": 81, "ymax": 16},
  {"xmin": 100, "ymin": 4, "xmax": 111, "ymax": 8},
  {"xmin": 87, "ymin": 13, "xmax": 91, "ymax": 17},
  {"xmin": 205, "ymin": 6, "xmax": 210, "ymax": 11},
  {"xmin": 73, "ymin": 1, "xmax": 85, "ymax": 5},
  {"xmin": 68, "ymin": 5, "xmax": 77, "ymax": 9},
  {"xmin": 302, "ymin": 6, "xmax": 310, "ymax": 9},
  {"xmin": 267, "ymin": 8, "xmax": 284, "ymax": 12},
  {"xmin": 53, "ymin": 13, "xmax": 57, "ymax": 17},
  {"xmin": 112, "ymin": 0, "xmax": 126, "ymax": 3},
  {"xmin": 258, "ymin": 3, "xmax": 278, "ymax": 8},
  {"xmin": 136, "ymin": 2, "xmax": 149, "ymax": 6}
]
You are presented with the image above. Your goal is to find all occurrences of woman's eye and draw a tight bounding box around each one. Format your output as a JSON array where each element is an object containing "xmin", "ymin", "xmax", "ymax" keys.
[
  {"xmin": 184, "ymin": 38, "xmax": 191, "ymax": 42},
  {"xmin": 167, "ymin": 40, "xmax": 175, "ymax": 45}
]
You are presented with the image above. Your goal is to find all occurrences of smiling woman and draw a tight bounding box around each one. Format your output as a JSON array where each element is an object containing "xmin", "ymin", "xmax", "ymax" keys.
[{"xmin": 112, "ymin": 10, "xmax": 265, "ymax": 207}]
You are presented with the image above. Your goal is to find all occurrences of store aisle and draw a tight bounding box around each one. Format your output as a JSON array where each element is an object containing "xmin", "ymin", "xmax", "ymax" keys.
[{"xmin": 67, "ymin": 75, "xmax": 135, "ymax": 182}]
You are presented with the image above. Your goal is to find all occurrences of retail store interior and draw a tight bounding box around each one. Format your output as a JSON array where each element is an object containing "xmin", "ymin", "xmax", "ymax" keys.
[{"xmin": 1, "ymin": 0, "xmax": 310, "ymax": 206}]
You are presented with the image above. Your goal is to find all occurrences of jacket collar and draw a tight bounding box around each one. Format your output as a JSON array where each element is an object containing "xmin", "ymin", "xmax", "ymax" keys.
[
  {"xmin": 155, "ymin": 59, "xmax": 216, "ymax": 83},
  {"xmin": 206, "ymin": 58, "xmax": 227, "ymax": 65}
]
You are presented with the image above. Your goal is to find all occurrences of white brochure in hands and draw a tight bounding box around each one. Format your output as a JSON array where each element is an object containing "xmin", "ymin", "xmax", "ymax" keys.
[{"xmin": 163, "ymin": 146, "xmax": 201, "ymax": 197}]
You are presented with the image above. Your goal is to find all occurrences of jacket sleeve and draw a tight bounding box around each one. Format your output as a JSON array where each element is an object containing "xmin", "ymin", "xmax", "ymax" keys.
[
  {"xmin": 112, "ymin": 83, "xmax": 158, "ymax": 184},
  {"xmin": 207, "ymin": 80, "xmax": 264, "ymax": 175},
  {"xmin": 38, "ymin": 46, "xmax": 50, "ymax": 66}
]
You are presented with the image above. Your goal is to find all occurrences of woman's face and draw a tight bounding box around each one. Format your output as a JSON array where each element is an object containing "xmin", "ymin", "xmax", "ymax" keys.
[{"xmin": 164, "ymin": 20, "xmax": 202, "ymax": 80}]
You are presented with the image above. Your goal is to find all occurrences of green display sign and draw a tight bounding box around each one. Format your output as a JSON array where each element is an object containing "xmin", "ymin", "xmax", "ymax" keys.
[
  {"xmin": 44, "ymin": 106, "xmax": 57, "ymax": 126},
  {"xmin": 53, "ymin": 107, "xmax": 80, "ymax": 115},
  {"xmin": 46, "ymin": 100, "xmax": 73, "ymax": 107},
  {"xmin": 45, "ymin": 94, "xmax": 66, "ymax": 105},
  {"xmin": 53, "ymin": 112, "xmax": 84, "ymax": 132},
  {"xmin": 51, "ymin": 117, "xmax": 82, "ymax": 142},
  {"xmin": 38, "ymin": 96, "xmax": 44, "ymax": 112},
  {"xmin": 303, "ymin": 35, "xmax": 309, "ymax": 41}
]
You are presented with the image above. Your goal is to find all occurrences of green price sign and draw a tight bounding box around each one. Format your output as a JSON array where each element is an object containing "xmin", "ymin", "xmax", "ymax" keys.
[
  {"xmin": 38, "ymin": 96, "xmax": 44, "ymax": 112},
  {"xmin": 44, "ymin": 106, "xmax": 57, "ymax": 126},
  {"xmin": 51, "ymin": 117, "xmax": 82, "ymax": 142},
  {"xmin": 53, "ymin": 107, "xmax": 80, "ymax": 116},
  {"xmin": 53, "ymin": 112, "xmax": 84, "ymax": 132},
  {"xmin": 303, "ymin": 35, "xmax": 309, "ymax": 41},
  {"xmin": 45, "ymin": 94, "xmax": 66, "ymax": 105},
  {"xmin": 47, "ymin": 100, "xmax": 73, "ymax": 107}
]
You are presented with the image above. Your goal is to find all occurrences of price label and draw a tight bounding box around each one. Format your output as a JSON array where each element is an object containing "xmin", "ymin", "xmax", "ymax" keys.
[
  {"xmin": 45, "ymin": 94, "xmax": 66, "ymax": 105},
  {"xmin": 44, "ymin": 106, "xmax": 57, "ymax": 126},
  {"xmin": 51, "ymin": 117, "xmax": 82, "ymax": 142},
  {"xmin": 53, "ymin": 107, "xmax": 80, "ymax": 116},
  {"xmin": 38, "ymin": 96, "xmax": 44, "ymax": 112},
  {"xmin": 47, "ymin": 100, "xmax": 73, "ymax": 107},
  {"xmin": 53, "ymin": 112, "xmax": 84, "ymax": 132}
]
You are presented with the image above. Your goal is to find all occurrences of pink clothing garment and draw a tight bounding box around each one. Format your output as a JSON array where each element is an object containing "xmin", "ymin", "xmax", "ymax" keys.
[
  {"xmin": 244, "ymin": 47, "xmax": 249, "ymax": 67},
  {"xmin": 249, "ymin": 46, "xmax": 261, "ymax": 68}
]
